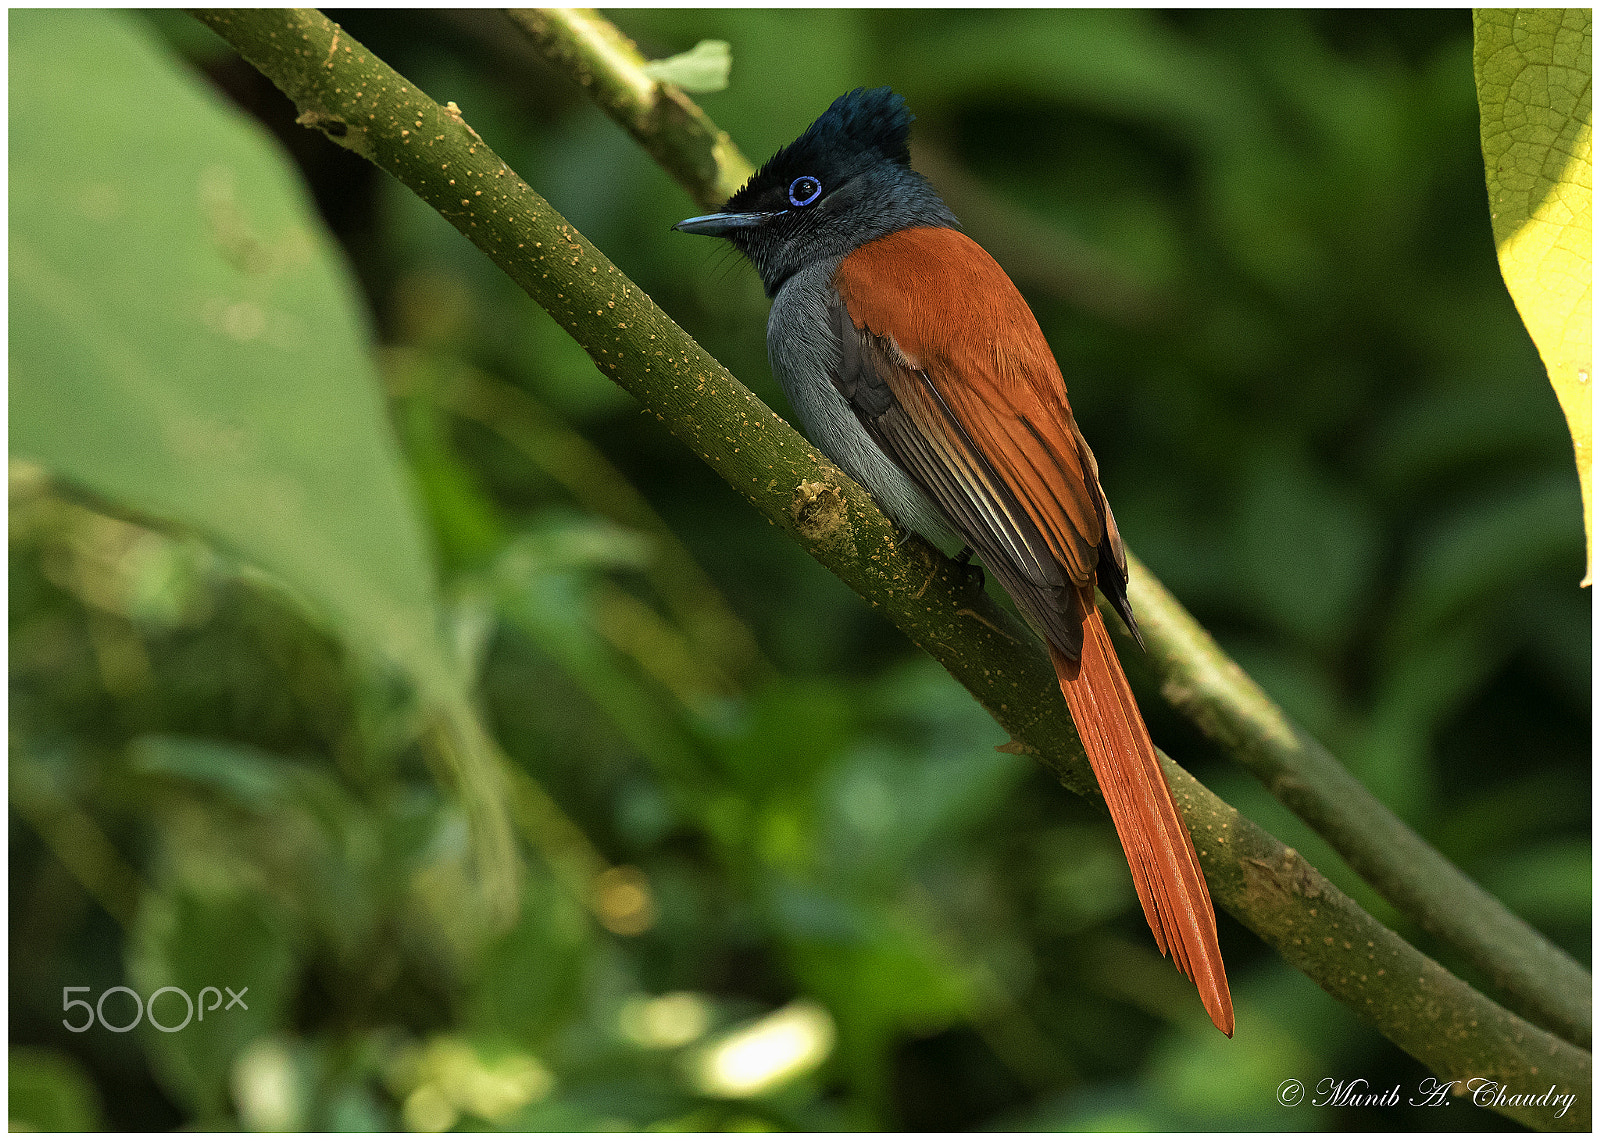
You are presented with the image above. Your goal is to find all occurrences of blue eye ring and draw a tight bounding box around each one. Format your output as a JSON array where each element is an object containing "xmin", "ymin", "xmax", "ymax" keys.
[{"xmin": 788, "ymin": 175, "xmax": 822, "ymax": 207}]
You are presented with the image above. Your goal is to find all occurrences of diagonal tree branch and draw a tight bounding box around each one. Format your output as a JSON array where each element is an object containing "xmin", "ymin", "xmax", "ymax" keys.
[
  {"xmin": 504, "ymin": 7, "xmax": 750, "ymax": 211},
  {"xmin": 191, "ymin": 9, "xmax": 1591, "ymax": 1127},
  {"xmin": 508, "ymin": 6, "xmax": 1592, "ymax": 1050},
  {"xmin": 1122, "ymin": 557, "xmax": 1592, "ymax": 1047}
]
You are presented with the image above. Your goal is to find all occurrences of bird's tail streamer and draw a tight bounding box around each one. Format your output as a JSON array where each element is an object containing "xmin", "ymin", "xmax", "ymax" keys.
[{"xmin": 1052, "ymin": 610, "xmax": 1234, "ymax": 1036}]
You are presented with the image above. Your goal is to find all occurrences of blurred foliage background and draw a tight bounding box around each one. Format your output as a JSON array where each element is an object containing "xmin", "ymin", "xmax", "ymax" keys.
[{"xmin": 9, "ymin": 8, "xmax": 1589, "ymax": 1132}]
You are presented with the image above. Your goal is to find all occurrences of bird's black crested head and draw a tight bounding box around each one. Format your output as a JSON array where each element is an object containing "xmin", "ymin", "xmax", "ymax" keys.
[
  {"xmin": 727, "ymin": 86, "xmax": 914, "ymax": 213},
  {"xmin": 675, "ymin": 87, "xmax": 956, "ymax": 295}
]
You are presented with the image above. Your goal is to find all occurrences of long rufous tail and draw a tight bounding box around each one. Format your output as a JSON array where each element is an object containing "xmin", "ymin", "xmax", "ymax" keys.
[{"xmin": 1051, "ymin": 610, "xmax": 1234, "ymax": 1036}]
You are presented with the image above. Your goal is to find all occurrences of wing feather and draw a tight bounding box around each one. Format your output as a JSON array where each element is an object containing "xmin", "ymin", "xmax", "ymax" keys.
[{"xmin": 830, "ymin": 226, "xmax": 1122, "ymax": 654}]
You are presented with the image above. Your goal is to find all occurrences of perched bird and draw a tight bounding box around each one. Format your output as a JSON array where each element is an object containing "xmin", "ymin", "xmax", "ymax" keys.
[{"xmin": 675, "ymin": 87, "xmax": 1233, "ymax": 1036}]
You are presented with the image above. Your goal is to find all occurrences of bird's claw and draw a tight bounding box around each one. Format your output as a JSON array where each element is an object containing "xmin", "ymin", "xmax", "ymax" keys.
[{"xmin": 953, "ymin": 546, "xmax": 985, "ymax": 594}]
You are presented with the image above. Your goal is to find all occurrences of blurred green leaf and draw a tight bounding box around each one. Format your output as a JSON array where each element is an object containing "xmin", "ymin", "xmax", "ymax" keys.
[
  {"xmin": 1390, "ymin": 472, "xmax": 1583, "ymax": 640},
  {"xmin": 1479, "ymin": 839, "xmax": 1593, "ymax": 929},
  {"xmin": 489, "ymin": 522, "xmax": 709, "ymax": 792},
  {"xmin": 822, "ymin": 742, "xmax": 1025, "ymax": 885},
  {"xmin": 468, "ymin": 874, "xmax": 593, "ymax": 1046},
  {"xmin": 644, "ymin": 40, "xmax": 733, "ymax": 93},
  {"xmin": 129, "ymin": 735, "xmax": 342, "ymax": 815},
  {"xmin": 890, "ymin": 8, "xmax": 1257, "ymax": 148},
  {"xmin": 1473, "ymin": 8, "xmax": 1592, "ymax": 581},
  {"xmin": 783, "ymin": 903, "xmax": 971, "ymax": 1082},
  {"xmin": 1352, "ymin": 624, "xmax": 1497, "ymax": 820},
  {"xmin": 1148, "ymin": 1015, "xmax": 1320, "ymax": 1129},
  {"xmin": 1364, "ymin": 371, "xmax": 1568, "ymax": 496},
  {"xmin": 1232, "ymin": 450, "xmax": 1381, "ymax": 649},
  {"xmin": 9, "ymin": 9, "xmax": 455, "ymax": 698},
  {"xmin": 712, "ymin": 680, "xmax": 856, "ymax": 795},
  {"xmin": 394, "ymin": 383, "xmax": 507, "ymax": 574},
  {"xmin": 8, "ymin": 1046, "xmax": 106, "ymax": 1132},
  {"xmin": 1032, "ymin": 824, "xmax": 1139, "ymax": 935},
  {"xmin": 127, "ymin": 885, "xmax": 299, "ymax": 1117},
  {"xmin": 9, "ymin": 8, "xmax": 519, "ymax": 916}
]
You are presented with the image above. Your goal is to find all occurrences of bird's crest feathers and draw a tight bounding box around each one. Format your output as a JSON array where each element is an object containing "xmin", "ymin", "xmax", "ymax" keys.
[{"xmin": 727, "ymin": 87, "xmax": 914, "ymax": 212}]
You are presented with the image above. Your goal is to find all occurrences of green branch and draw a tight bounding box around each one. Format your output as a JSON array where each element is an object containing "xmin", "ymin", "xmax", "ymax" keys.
[
  {"xmin": 1168, "ymin": 757, "xmax": 1589, "ymax": 1131},
  {"xmin": 504, "ymin": 8, "xmax": 750, "ymax": 210},
  {"xmin": 514, "ymin": 6, "xmax": 1592, "ymax": 1050},
  {"xmin": 1124, "ymin": 557, "xmax": 1592, "ymax": 1047},
  {"xmin": 192, "ymin": 10, "xmax": 1591, "ymax": 1126}
]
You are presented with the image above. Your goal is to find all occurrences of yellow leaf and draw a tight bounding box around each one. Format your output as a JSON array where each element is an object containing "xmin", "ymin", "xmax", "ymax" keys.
[{"xmin": 1473, "ymin": 8, "xmax": 1592, "ymax": 584}]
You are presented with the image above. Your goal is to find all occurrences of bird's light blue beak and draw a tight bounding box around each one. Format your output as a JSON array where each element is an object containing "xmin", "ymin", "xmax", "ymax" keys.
[{"xmin": 672, "ymin": 210, "xmax": 782, "ymax": 236}]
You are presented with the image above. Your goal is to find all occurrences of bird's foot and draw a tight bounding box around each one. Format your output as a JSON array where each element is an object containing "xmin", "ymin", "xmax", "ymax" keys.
[{"xmin": 953, "ymin": 546, "xmax": 985, "ymax": 594}]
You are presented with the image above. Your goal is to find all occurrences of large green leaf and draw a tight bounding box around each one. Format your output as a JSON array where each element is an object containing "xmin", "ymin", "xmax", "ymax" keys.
[
  {"xmin": 9, "ymin": 9, "xmax": 447, "ymax": 688},
  {"xmin": 1473, "ymin": 8, "xmax": 1593, "ymax": 583},
  {"xmin": 8, "ymin": 10, "xmax": 515, "ymax": 910}
]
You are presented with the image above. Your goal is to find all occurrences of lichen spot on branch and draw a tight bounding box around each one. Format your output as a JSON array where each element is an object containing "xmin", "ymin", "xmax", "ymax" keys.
[
  {"xmin": 295, "ymin": 110, "xmax": 374, "ymax": 160},
  {"xmin": 792, "ymin": 479, "xmax": 854, "ymax": 553}
]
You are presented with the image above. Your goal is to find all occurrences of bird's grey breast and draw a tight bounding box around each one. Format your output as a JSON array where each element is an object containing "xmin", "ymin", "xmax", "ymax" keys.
[{"xmin": 766, "ymin": 260, "xmax": 955, "ymax": 548}]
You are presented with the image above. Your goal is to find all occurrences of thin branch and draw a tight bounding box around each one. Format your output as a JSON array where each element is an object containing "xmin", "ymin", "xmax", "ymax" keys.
[
  {"xmin": 192, "ymin": 10, "xmax": 1591, "ymax": 1126},
  {"xmin": 503, "ymin": 8, "xmax": 751, "ymax": 210},
  {"xmin": 1123, "ymin": 557, "xmax": 1592, "ymax": 1047},
  {"xmin": 515, "ymin": 6, "xmax": 1592, "ymax": 1050},
  {"xmin": 1170, "ymin": 754, "xmax": 1590, "ymax": 1131}
]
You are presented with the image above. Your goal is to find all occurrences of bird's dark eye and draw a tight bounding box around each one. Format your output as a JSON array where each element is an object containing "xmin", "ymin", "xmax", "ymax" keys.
[{"xmin": 788, "ymin": 176, "xmax": 822, "ymax": 207}]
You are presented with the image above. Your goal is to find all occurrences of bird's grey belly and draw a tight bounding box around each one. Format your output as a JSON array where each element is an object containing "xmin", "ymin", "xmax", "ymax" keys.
[{"xmin": 767, "ymin": 264, "xmax": 958, "ymax": 550}]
